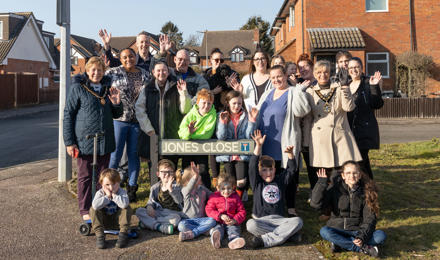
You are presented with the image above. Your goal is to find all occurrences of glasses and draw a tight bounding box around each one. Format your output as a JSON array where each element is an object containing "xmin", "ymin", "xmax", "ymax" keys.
[
  {"xmin": 348, "ymin": 66, "xmax": 361, "ymax": 70},
  {"xmin": 212, "ymin": 58, "xmax": 224, "ymax": 63},
  {"xmin": 253, "ymin": 58, "xmax": 266, "ymax": 62}
]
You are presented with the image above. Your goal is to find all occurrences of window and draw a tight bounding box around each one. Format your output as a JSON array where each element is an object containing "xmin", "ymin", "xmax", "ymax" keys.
[
  {"xmin": 231, "ymin": 48, "xmax": 244, "ymax": 62},
  {"xmin": 366, "ymin": 52, "xmax": 389, "ymax": 78},
  {"xmin": 189, "ymin": 51, "xmax": 198, "ymax": 64},
  {"xmin": 0, "ymin": 21, "xmax": 3, "ymax": 40},
  {"xmin": 71, "ymin": 56, "xmax": 78, "ymax": 66},
  {"xmin": 289, "ymin": 6, "xmax": 295, "ymax": 29},
  {"xmin": 366, "ymin": 0, "xmax": 388, "ymax": 12}
]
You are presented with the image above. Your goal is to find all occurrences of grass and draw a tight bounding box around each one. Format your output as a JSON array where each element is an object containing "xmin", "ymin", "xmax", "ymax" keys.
[{"xmin": 126, "ymin": 138, "xmax": 440, "ymax": 259}]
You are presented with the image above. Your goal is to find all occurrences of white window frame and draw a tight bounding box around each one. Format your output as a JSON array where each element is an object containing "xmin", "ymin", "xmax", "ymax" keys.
[
  {"xmin": 366, "ymin": 52, "xmax": 389, "ymax": 78},
  {"xmin": 289, "ymin": 6, "xmax": 295, "ymax": 30},
  {"xmin": 0, "ymin": 21, "xmax": 3, "ymax": 40},
  {"xmin": 231, "ymin": 48, "xmax": 244, "ymax": 62},
  {"xmin": 366, "ymin": 0, "xmax": 388, "ymax": 12},
  {"xmin": 189, "ymin": 51, "xmax": 198, "ymax": 64}
]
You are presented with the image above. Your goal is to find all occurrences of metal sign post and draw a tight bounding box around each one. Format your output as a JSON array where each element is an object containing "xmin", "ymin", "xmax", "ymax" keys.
[{"xmin": 57, "ymin": 0, "xmax": 72, "ymax": 182}]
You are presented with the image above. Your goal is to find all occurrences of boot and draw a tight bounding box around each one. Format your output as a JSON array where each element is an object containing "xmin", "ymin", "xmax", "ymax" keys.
[{"xmin": 127, "ymin": 185, "xmax": 138, "ymax": 202}]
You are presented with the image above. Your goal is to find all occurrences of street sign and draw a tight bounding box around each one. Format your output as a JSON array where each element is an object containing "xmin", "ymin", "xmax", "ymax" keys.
[{"xmin": 160, "ymin": 139, "xmax": 254, "ymax": 155}]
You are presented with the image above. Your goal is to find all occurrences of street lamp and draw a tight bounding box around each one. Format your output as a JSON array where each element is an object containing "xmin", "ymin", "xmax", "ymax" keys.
[{"xmin": 197, "ymin": 30, "xmax": 208, "ymax": 69}]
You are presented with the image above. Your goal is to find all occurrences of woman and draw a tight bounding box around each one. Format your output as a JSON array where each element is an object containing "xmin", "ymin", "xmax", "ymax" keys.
[
  {"xmin": 63, "ymin": 56, "xmax": 122, "ymax": 221},
  {"xmin": 257, "ymin": 65, "xmax": 311, "ymax": 216},
  {"xmin": 271, "ymin": 54, "xmax": 286, "ymax": 67},
  {"xmin": 105, "ymin": 48, "xmax": 150, "ymax": 202},
  {"xmin": 230, "ymin": 50, "xmax": 273, "ymax": 112},
  {"xmin": 311, "ymin": 161, "xmax": 386, "ymax": 257},
  {"xmin": 286, "ymin": 62, "xmax": 297, "ymax": 86},
  {"xmin": 347, "ymin": 57, "xmax": 383, "ymax": 178},
  {"xmin": 305, "ymin": 60, "xmax": 362, "ymax": 171}
]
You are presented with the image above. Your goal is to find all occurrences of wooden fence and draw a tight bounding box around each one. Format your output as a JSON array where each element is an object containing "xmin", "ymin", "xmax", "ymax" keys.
[
  {"xmin": 0, "ymin": 74, "xmax": 15, "ymax": 110},
  {"xmin": 375, "ymin": 98, "xmax": 440, "ymax": 118}
]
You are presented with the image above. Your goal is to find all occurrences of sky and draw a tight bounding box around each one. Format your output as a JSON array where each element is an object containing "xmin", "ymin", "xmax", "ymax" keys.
[{"xmin": 2, "ymin": 0, "xmax": 284, "ymax": 42}]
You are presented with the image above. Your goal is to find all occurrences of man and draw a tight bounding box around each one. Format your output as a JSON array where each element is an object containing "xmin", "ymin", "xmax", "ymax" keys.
[
  {"xmin": 99, "ymin": 29, "xmax": 152, "ymax": 72},
  {"xmin": 151, "ymin": 34, "xmax": 209, "ymax": 99}
]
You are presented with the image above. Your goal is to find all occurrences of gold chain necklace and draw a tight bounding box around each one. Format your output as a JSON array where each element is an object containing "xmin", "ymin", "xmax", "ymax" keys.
[
  {"xmin": 81, "ymin": 83, "xmax": 108, "ymax": 106},
  {"xmin": 315, "ymin": 88, "xmax": 336, "ymax": 113}
]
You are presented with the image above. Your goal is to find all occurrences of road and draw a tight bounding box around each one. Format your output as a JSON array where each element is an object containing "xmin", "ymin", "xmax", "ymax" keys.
[{"xmin": 0, "ymin": 111, "xmax": 439, "ymax": 169}]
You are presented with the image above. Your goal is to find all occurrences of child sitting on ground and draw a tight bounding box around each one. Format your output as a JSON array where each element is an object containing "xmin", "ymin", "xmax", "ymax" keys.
[
  {"xmin": 135, "ymin": 159, "xmax": 183, "ymax": 235},
  {"xmin": 176, "ymin": 161, "xmax": 217, "ymax": 241},
  {"xmin": 216, "ymin": 90, "xmax": 258, "ymax": 199},
  {"xmin": 205, "ymin": 172, "xmax": 246, "ymax": 250},
  {"xmin": 178, "ymin": 88, "xmax": 217, "ymax": 189},
  {"xmin": 90, "ymin": 168, "xmax": 132, "ymax": 249},
  {"xmin": 246, "ymin": 130, "xmax": 303, "ymax": 248},
  {"xmin": 311, "ymin": 161, "xmax": 386, "ymax": 257}
]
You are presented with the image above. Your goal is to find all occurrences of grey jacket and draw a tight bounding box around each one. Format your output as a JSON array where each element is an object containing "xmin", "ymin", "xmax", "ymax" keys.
[
  {"xmin": 146, "ymin": 181, "xmax": 183, "ymax": 210},
  {"xmin": 92, "ymin": 188, "xmax": 129, "ymax": 210},
  {"xmin": 181, "ymin": 176, "xmax": 212, "ymax": 219}
]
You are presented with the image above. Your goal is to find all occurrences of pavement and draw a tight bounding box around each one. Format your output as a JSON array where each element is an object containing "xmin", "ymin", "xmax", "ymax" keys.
[{"xmin": 0, "ymin": 103, "xmax": 59, "ymax": 120}]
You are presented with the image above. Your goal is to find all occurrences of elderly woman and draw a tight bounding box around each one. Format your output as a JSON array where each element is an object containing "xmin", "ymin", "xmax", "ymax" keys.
[
  {"xmin": 257, "ymin": 65, "xmax": 311, "ymax": 216},
  {"xmin": 105, "ymin": 48, "xmax": 150, "ymax": 202},
  {"xmin": 305, "ymin": 60, "xmax": 362, "ymax": 172},
  {"xmin": 347, "ymin": 57, "xmax": 383, "ymax": 178},
  {"xmin": 63, "ymin": 57, "xmax": 122, "ymax": 221},
  {"xmin": 230, "ymin": 50, "xmax": 273, "ymax": 112}
]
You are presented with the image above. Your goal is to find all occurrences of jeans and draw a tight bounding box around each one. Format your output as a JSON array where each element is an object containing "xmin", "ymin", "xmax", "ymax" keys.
[
  {"xmin": 320, "ymin": 226, "xmax": 386, "ymax": 252},
  {"xmin": 109, "ymin": 121, "xmax": 140, "ymax": 186},
  {"xmin": 210, "ymin": 224, "xmax": 241, "ymax": 241},
  {"xmin": 178, "ymin": 217, "xmax": 216, "ymax": 237}
]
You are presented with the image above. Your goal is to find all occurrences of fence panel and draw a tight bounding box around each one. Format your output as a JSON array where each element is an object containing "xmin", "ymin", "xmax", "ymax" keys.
[
  {"xmin": 0, "ymin": 74, "xmax": 15, "ymax": 110},
  {"xmin": 16, "ymin": 73, "xmax": 38, "ymax": 105},
  {"xmin": 375, "ymin": 98, "xmax": 440, "ymax": 118}
]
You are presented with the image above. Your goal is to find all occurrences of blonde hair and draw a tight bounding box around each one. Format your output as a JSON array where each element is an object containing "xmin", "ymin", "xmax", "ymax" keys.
[
  {"xmin": 313, "ymin": 60, "xmax": 331, "ymax": 74},
  {"xmin": 217, "ymin": 172, "xmax": 236, "ymax": 190},
  {"xmin": 175, "ymin": 167, "xmax": 194, "ymax": 187},
  {"xmin": 196, "ymin": 88, "xmax": 214, "ymax": 104},
  {"xmin": 98, "ymin": 168, "xmax": 121, "ymax": 185},
  {"xmin": 85, "ymin": 56, "xmax": 106, "ymax": 72},
  {"xmin": 158, "ymin": 159, "xmax": 176, "ymax": 171}
]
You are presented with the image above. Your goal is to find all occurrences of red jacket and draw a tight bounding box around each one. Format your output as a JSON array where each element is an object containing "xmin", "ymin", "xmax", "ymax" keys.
[{"xmin": 205, "ymin": 191, "xmax": 246, "ymax": 225}]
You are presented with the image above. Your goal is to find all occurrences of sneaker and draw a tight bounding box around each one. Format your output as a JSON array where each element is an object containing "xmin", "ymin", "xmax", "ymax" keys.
[
  {"xmin": 228, "ymin": 237, "xmax": 245, "ymax": 250},
  {"xmin": 287, "ymin": 232, "xmax": 302, "ymax": 243},
  {"xmin": 287, "ymin": 208, "xmax": 298, "ymax": 217},
  {"xmin": 248, "ymin": 235, "xmax": 264, "ymax": 249},
  {"xmin": 115, "ymin": 232, "xmax": 129, "ymax": 248},
  {"xmin": 96, "ymin": 234, "xmax": 106, "ymax": 249},
  {"xmin": 179, "ymin": 231, "xmax": 195, "ymax": 241},
  {"xmin": 361, "ymin": 245, "xmax": 379, "ymax": 257},
  {"xmin": 210, "ymin": 229, "xmax": 221, "ymax": 249},
  {"xmin": 330, "ymin": 242, "xmax": 342, "ymax": 253},
  {"xmin": 157, "ymin": 224, "xmax": 174, "ymax": 235}
]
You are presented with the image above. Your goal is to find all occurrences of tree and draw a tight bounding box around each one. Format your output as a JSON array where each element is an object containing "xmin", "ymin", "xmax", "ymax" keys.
[
  {"xmin": 184, "ymin": 34, "xmax": 201, "ymax": 47},
  {"xmin": 161, "ymin": 21, "xmax": 184, "ymax": 48},
  {"xmin": 240, "ymin": 16, "xmax": 273, "ymax": 55}
]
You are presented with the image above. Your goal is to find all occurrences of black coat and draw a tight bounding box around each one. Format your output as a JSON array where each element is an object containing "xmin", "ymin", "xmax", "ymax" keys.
[
  {"xmin": 347, "ymin": 76, "xmax": 384, "ymax": 150},
  {"xmin": 311, "ymin": 176, "xmax": 377, "ymax": 242},
  {"xmin": 137, "ymin": 76, "xmax": 185, "ymax": 158},
  {"xmin": 63, "ymin": 74, "xmax": 123, "ymax": 156}
]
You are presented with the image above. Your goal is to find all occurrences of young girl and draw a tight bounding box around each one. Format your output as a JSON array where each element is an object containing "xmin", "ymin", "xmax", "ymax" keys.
[
  {"xmin": 176, "ymin": 162, "xmax": 217, "ymax": 241},
  {"xmin": 178, "ymin": 88, "xmax": 217, "ymax": 189},
  {"xmin": 205, "ymin": 173, "xmax": 246, "ymax": 250},
  {"xmin": 310, "ymin": 161, "xmax": 386, "ymax": 257},
  {"xmin": 216, "ymin": 90, "xmax": 258, "ymax": 198}
]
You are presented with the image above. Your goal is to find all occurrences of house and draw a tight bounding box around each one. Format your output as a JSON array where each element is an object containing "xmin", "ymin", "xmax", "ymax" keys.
[
  {"xmin": 0, "ymin": 12, "xmax": 58, "ymax": 88},
  {"xmin": 191, "ymin": 29, "xmax": 260, "ymax": 73},
  {"xmin": 269, "ymin": 0, "xmax": 440, "ymax": 94}
]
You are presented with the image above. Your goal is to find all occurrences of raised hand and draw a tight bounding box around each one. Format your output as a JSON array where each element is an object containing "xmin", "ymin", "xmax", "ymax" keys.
[
  {"xmin": 219, "ymin": 111, "xmax": 229, "ymax": 124},
  {"xmin": 248, "ymin": 107, "xmax": 259, "ymax": 123},
  {"xmin": 316, "ymin": 168, "xmax": 327, "ymax": 178},
  {"xmin": 98, "ymin": 29, "xmax": 111, "ymax": 50},
  {"xmin": 188, "ymin": 120, "xmax": 197, "ymax": 134},
  {"xmin": 159, "ymin": 34, "xmax": 172, "ymax": 53},
  {"xmin": 190, "ymin": 161, "xmax": 199, "ymax": 176},
  {"xmin": 108, "ymin": 87, "xmax": 120, "ymax": 104},
  {"xmin": 177, "ymin": 79, "xmax": 187, "ymax": 93},
  {"xmin": 338, "ymin": 68, "xmax": 351, "ymax": 87},
  {"xmin": 369, "ymin": 71, "xmax": 382, "ymax": 85},
  {"xmin": 251, "ymin": 130, "xmax": 266, "ymax": 146},
  {"xmin": 284, "ymin": 145, "xmax": 295, "ymax": 159},
  {"xmin": 212, "ymin": 85, "xmax": 222, "ymax": 95},
  {"xmin": 289, "ymin": 74, "xmax": 297, "ymax": 85},
  {"xmin": 227, "ymin": 75, "xmax": 243, "ymax": 92}
]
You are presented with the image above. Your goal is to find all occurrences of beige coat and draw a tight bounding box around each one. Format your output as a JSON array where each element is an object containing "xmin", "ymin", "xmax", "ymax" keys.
[{"xmin": 305, "ymin": 84, "xmax": 362, "ymax": 168}]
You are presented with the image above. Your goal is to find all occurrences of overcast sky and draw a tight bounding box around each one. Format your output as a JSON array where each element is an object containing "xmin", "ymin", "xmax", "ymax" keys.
[{"xmin": 2, "ymin": 0, "xmax": 284, "ymax": 42}]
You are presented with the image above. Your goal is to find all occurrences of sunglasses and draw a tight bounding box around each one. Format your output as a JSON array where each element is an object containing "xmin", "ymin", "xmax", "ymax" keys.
[{"xmin": 212, "ymin": 58, "xmax": 224, "ymax": 63}]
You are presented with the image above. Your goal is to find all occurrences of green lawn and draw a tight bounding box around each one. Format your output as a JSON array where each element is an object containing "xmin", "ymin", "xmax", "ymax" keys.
[{"xmin": 132, "ymin": 139, "xmax": 440, "ymax": 259}]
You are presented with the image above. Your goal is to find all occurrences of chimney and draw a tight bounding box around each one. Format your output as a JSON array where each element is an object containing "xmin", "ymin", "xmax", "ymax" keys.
[{"xmin": 253, "ymin": 28, "xmax": 259, "ymax": 42}]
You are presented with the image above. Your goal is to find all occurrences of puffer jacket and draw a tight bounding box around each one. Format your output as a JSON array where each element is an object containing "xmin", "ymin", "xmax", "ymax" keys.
[
  {"xmin": 216, "ymin": 110, "xmax": 256, "ymax": 162},
  {"xmin": 205, "ymin": 191, "xmax": 246, "ymax": 225},
  {"xmin": 310, "ymin": 176, "xmax": 377, "ymax": 242},
  {"xmin": 63, "ymin": 73, "xmax": 123, "ymax": 155}
]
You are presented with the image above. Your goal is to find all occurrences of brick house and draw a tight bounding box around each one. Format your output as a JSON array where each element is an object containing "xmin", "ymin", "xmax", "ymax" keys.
[
  {"xmin": 189, "ymin": 29, "xmax": 260, "ymax": 74},
  {"xmin": 0, "ymin": 12, "xmax": 57, "ymax": 88},
  {"xmin": 269, "ymin": 0, "xmax": 440, "ymax": 95}
]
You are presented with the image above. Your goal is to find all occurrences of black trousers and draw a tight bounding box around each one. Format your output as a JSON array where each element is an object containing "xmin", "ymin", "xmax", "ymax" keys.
[
  {"xmin": 302, "ymin": 149, "xmax": 318, "ymax": 190},
  {"xmin": 359, "ymin": 149, "xmax": 373, "ymax": 179},
  {"xmin": 223, "ymin": 161, "xmax": 249, "ymax": 191}
]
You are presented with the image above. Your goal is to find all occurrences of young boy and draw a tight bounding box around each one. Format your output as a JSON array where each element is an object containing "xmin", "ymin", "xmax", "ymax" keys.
[
  {"xmin": 246, "ymin": 130, "xmax": 303, "ymax": 248},
  {"xmin": 135, "ymin": 159, "xmax": 183, "ymax": 235},
  {"xmin": 90, "ymin": 168, "xmax": 132, "ymax": 249}
]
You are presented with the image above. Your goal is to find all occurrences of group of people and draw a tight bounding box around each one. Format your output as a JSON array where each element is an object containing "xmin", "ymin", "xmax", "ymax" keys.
[{"xmin": 62, "ymin": 29, "xmax": 386, "ymax": 256}]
